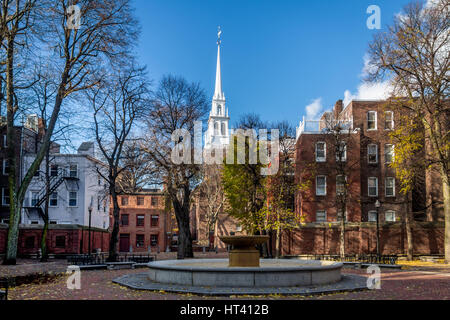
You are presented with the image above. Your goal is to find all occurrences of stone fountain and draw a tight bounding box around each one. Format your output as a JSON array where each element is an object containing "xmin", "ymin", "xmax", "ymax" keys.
[{"xmin": 113, "ymin": 235, "xmax": 367, "ymax": 295}]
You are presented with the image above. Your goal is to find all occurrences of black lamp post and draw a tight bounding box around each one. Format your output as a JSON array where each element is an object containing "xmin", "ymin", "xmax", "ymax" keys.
[
  {"xmin": 88, "ymin": 202, "xmax": 93, "ymax": 255},
  {"xmin": 375, "ymin": 200, "xmax": 381, "ymax": 259}
]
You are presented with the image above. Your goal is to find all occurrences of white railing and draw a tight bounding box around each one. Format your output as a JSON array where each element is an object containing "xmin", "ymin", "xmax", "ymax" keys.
[{"xmin": 296, "ymin": 117, "xmax": 354, "ymax": 140}]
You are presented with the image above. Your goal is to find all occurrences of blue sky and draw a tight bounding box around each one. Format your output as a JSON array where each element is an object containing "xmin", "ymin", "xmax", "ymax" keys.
[{"xmin": 133, "ymin": 0, "xmax": 413, "ymax": 128}]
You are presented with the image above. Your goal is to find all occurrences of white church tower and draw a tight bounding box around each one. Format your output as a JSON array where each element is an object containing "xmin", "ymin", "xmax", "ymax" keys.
[{"xmin": 205, "ymin": 27, "xmax": 230, "ymax": 149}]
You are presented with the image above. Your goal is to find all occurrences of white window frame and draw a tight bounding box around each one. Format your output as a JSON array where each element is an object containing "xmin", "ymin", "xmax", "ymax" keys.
[
  {"xmin": 385, "ymin": 177, "xmax": 396, "ymax": 197},
  {"xmin": 31, "ymin": 191, "xmax": 39, "ymax": 206},
  {"xmin": 336, "ymin": 175, "xmax": 347, "ymax": 195},
  {"xmin": 3, "ymin": 159, "xmax": 8, "ymax": 175},
  {"xmin": 315, "ymin": 142, "xmax": 326, "ymax": 162},
  {"xmin": 385, "ymin": 144, "xmax": 395, "ymax": 164},
  {"xmin": 68, "ymin": 191, "xmax": 77, "ymax": 207},
  {"xmin": 337, "ymin": 210, "xmax": 348, "ymax": 222},
  {"xmin": 368, "ymin": 144, "xmax": 378, "ymax": 164},
  {"xmin": 385, "ymin": 111, "xmax": 394, "ymax": 130},
  {"xmin": 368, "ymin": 211, "xmax": 378, "ymax": 222},
  {"xmin": 385, "ymin": 210, "xmax": 396, "ymax": 222},
  {"xmin": 336, "ymin": 142, "xmax": 347, "ymax": 162},
  {"xmin": 368, "ymin": 177, "xmax": 378, "ymax": 197},
  {"xmin": 2, "ymin": 187, "xmax": 9, "ymax": 206},
  {"xmin": 316, "ymin": 176, "xmax": 327, "ymax": 196},
  {"xmin": 50, "ymin": 192, "xmax": 58, "ymax": 207},
  {"xmin": 50, "ymin": 164, "xmax": 59, "ymax": 177},
  {"xmin": 367, "ymin": 111, "xmax": 377, "ymax": 130},
  {"xmin": 316, "ymin": 210, "xmax": 327, "ymax": 222}
]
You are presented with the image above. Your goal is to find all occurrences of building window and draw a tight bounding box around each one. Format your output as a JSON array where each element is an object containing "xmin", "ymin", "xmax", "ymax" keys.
[
  {"xmin": 368, "ymin": 177, "xmax": 378, "ymax": 197},
  {"xmin": 316, "ymin": 210, "xmax": 327, "ymax": 222},
  {"xmin": 55, "ymin": 236, "xmax": 66, "ymax": 248},
  {"xmin": 69, "ymin": 164, "xmax": 78, "ymax": 178},
  {"xmin": 385, "ymin": 111, "xmax": 394, "ymax": 130},
  {"xmin": 336, "ymin": 142, "xmax": 347, "ymax": 162},
  {"xmin": 316, "ymin": 176, "xmax": 327, "ymax": 196},
  {"xmin": 121, "ymin": 197, "xmax": 128, "ymax": 206},
  {"xmin": 337, "ymin": 210, "xmax": 348, "ymax": 222},
  {"xmin": 1, "ymin": 219, "xmax": 9, "ymax": 224},
  {"xmin": 97, "ymin": 196, "xmax": 101, "ymax": 211},
  {"xmin": 151, "ymin": 215, "xmax": 159, "ymax": 227},
  {"xmin": 151, "ymin": 234, "xmax": 158, "ymax": 246},
  {"xmin": 217, "ymin": 105, "xmax": 222, "ymax": 115},
  {"xmin": 50, "ymin": 165, "xmax": 58, "ymax": 177},
  {"xmin": 367, "ymin": 111, "xmax": 377, "ymax": 130},
  {"xmin": 385, "ymin": 211, "xmax": 396, "ymax": 222},
  {"xmin": 385, "ymin": 177, "xmax": 395, "ymax": 197},
  {"xmin": 214, "ymin": 122, "xmax": 219, "ymax": 135},
  {"xmin": 68, "ymin": 191, "xmax": 77, "ymax": 207},
  {"xmin": 49, "ymin": 221, "xmax": 57, "ymax": 225},
  {"xmin": 31, "ymin": 191, "xmax": 39, "ymax": 206},
  {"xmin": 137, "ymin": 196, "xmax": 144, "ymax": 206},
  {"xmin": 385, "ymin": 144, "xmax": 395, "ymax": 164},
  {"xmin": 315, "ymin": 142, "xmax": 326, "ymax": 162},
  {"xmin": 50, "ymin": 192, "xmax": 58, "ymax": 207},
  {"xmin": 2, "ymin": 188, "xmax": 10, "ymax": 206},
  {"xmin": 3, "ymin": 159, "xmax": 8, "ymax": 175},
  {"xmin": 136, "ymin": 215, "xmax": 145, "ymax": 227},
  {"xmin": 151, "ymin": 197, "xmax": 158, "ymax": 207},
  {"xmin": 25, "ymin": 236, "xmax": 35, "ymax": 249},
  {"xmin": 336, "ymin": 175, "xmax": 346, "ymax": 195},
  {"xmin": 3, "ymin": 135, "xmax": 7, "ymax": 148},
  {"xmin": 368, "ymin": 144, "xmax": 378, "ymax": 164},
  {"xmin": 30, "ymin": 221, "xmax": 39, "ymax": 225},
  {"xmin": 120, "ymin": 214, "xmax": 129, "ymax": 226},
  {"xmin": 136, "ymin": 234, "xmax": 145, "ymax": 248},
  {"xmin": 221, "ymin": 122, "xmax": 226, "ymax": 136},
  {"xmin": 368, "ymin": 211, "xmax": 377, "ymax": 222}
]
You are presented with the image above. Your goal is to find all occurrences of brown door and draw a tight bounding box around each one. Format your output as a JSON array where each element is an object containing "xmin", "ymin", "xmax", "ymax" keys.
[{"xmin": 119, "ymin": 234, "xmax": 130, "ymax": 252}]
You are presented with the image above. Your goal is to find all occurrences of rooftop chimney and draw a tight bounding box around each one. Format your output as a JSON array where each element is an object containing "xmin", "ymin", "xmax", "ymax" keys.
[
  {"xmin": 77, "ymin": 142, "xmax": 95, "ymax": 157},
  {"xmin": 334, "ymin": 100, "xmax": 343, "ymax": 120}
]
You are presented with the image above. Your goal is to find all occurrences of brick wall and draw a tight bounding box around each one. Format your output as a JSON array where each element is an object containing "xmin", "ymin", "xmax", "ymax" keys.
[
  {"xmin": 0, "ymin": 224, "xmax": 110, "ymax": 256},
  {"xmin": 281, "ymin": 222, "xmax": 444, "ymax": 256}
]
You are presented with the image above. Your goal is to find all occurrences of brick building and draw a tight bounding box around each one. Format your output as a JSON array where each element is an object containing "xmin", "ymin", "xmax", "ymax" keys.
[
  {"xmin": 288, "ymin": 99, "xmax": 444, "ymax": 256},
  {"xmin": 112, "ymin": 191, "xmax": 172, "ymax": 253}
]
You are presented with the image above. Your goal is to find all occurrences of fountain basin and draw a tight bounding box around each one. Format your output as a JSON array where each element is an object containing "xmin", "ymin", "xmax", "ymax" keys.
[
  {"xmin": 220, "ymin": 235, "xmax": 270, "ymax": 267},
  {"xmin": 147, "ymin": 259, "xmax": 343, "ymax": 288}
]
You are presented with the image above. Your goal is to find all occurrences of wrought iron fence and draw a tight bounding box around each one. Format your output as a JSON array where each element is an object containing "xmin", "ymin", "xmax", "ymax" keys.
[
  {"xmin": 67, "ymin": 253, "xmax": 156, "ymax": 265},
  {"xmin": 312, "ymin": 254, "xmax": 398, "ymax": 265}
]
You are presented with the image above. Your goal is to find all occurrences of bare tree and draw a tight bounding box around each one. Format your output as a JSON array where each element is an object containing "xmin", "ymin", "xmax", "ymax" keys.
[
  {"xmin": 1, "ymin": 0, "xmax": 139, "ymax": 264},
  {"xmin": 366, "ymin": 0, "xmax": 450, "ymax": 262},
  {"xmin": 141, "ymin": 75, "xmax": 208, "ymax": 259},
  {"xmin": 198, "ymin": 164, "xmax": 225, "ymax": 248},
  {"xmin": 322, "ymin": 114, "xmax": 359, "ymax": 259},
  {"xmin": 87, "ymin": 65, "xmax": 149, "ymax": 261},
  {"xmin": 116, "ymin": 139, "xmax": 153, "ymax": 194}
]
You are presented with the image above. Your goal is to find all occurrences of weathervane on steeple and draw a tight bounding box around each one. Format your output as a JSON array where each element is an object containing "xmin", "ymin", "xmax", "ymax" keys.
[{"xmin": 217, "ymin": 26, "xmax": 222, "ymax": 45}]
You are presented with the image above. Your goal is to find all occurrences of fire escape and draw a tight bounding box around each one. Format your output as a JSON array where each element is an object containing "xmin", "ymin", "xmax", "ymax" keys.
[{"xmin": 24, "ymin": 167, "xmax": 80, "ymax": 220}]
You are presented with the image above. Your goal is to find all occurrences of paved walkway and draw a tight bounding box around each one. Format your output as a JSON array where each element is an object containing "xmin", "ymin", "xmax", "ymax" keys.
[{"xmin": 4, "ymin": 267, "xmax": 449, "ymax": 300}]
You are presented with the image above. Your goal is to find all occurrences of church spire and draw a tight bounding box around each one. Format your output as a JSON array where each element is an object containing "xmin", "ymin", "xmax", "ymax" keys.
[{"xmin": 214, "ymin": 26, "xmax": 224, "ymax": 100}]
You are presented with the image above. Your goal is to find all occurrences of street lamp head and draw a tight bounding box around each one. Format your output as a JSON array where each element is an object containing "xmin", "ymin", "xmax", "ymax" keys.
[{"xmin": 375, "ymin": 200, "xmax": 381, "ymax": 208}]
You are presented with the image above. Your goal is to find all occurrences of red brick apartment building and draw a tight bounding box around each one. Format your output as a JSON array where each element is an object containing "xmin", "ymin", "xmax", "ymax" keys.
[
  {"xmin": 285, "ymin": 100, "xmax": 445, "ymax": 256},
  {"xmin": 113, "ymin": 191, "xmax": 172, "ymax": 253}
]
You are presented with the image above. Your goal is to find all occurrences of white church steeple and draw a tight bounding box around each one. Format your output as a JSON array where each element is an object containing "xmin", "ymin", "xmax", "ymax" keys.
[{"xmin": 205, "ymin": 26, "xmax": 230, "ymax": 149}]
